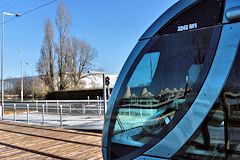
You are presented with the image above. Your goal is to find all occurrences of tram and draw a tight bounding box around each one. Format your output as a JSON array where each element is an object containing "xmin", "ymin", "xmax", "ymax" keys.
[{"xmin": 102, "ymin": 0, "xmax": 240, "ymax": 159}]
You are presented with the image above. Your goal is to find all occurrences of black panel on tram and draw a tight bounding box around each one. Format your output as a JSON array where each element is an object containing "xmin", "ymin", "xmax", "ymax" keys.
[{"xmin": 157, "ymin": 0, "xmax": 224, "ymax": 36}]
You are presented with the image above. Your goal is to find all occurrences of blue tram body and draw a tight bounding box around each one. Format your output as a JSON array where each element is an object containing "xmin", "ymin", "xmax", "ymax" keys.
[{"xmin": 102, "ymin": 0, "xmax": 240, "ymax": 159}]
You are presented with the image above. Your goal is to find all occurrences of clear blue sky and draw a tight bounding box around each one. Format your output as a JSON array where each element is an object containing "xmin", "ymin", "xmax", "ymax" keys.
[{"xmin": 0, "ymin": 0, "xmax": 178, "ymax": 79}]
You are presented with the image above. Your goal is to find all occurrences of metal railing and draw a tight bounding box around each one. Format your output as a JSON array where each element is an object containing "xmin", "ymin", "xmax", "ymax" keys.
[{"xmin": 1, "ymin": 99, "xmax": 105, "ymax": 128}]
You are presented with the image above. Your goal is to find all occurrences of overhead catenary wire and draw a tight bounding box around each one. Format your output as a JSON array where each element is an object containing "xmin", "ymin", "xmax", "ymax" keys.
[
  {"xmin": 21, "ymin": 0, "xmax": 59, "ymax": 16},
  {"xmin": 0, "ymin": 0, "xmax": 59, "ymax": 25},
  {"xmin": 0, "ymin": 0, "xmax": 30, "ymax": 13}
]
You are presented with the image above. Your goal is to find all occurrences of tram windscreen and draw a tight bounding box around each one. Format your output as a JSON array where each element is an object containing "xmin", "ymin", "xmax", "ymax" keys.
[{"xmin": 110, "ymin": 26, "xmax": 221, "ymax": 156}]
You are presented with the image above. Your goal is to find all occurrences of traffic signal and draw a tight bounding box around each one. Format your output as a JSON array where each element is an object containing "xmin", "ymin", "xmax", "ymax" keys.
[{"xmin": 105, "ymin": 76, "xmax": 110, "ymax": 86}]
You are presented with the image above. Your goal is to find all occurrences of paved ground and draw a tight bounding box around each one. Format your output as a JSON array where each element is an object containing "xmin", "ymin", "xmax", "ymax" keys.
[
  {"xmin": 3, "ymin": 113, "xmax": 104, "ymax": 131},
  {"xmin": 0, "ymin": 121, "xmax": 102, "ymax": 160}
]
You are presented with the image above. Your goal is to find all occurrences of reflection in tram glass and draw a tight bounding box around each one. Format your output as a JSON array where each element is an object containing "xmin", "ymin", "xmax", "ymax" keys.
[
  {"xmin": 174, "ymin": 50, "xmax": 240, "ymax": 159},
  {"xmin": 111, "ymin": 27, "xmax": 220, "ymax": 149}
]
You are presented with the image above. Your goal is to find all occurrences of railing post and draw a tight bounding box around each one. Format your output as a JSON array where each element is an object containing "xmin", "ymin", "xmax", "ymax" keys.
[
  {"xmin": 97, "ymin": 98, "xmax": 100, "ymax": 116},
  {"xmin": 82, "ymin": 104, "xmax": 84, "ymax": 116},
  {"xmin": 82, "ymin": 104, "xmax": 85, "ymax": 116},
  {"xmin": 97, "ymin": 96, "xmax": 100, "ymax": 116},
  {"xmin": 97, "ymin": 96, "xmax": 99, "ymax": 106},
  {"xmin": 69, "ymin": 105, "xmax": 71, "ymax": 114},
  {"xmin": 45, "ymin": 100, "xmax": 48, "ymax": 114},
  {"xmin": 98, "ymin": 105, "xmax": 100, "ymax": 116},
  {"xmin": 57, "ymin": 100, "xmax": 59, "ymax": 114},
  {"xmin": 84, "ymin": 104, "xmax": 86, "ymax": 115},
  {"xmin": 60, "ymin": 105, "xmax": 63, "ymax": 127},
  {"xmin": 36, "ymin": 100, "xmax": 38, "ymax": 112},
  {"xmin": 27, "ymin": 104, "xmax": 29, "ymax": 123},
  {"xmin": 14, "ymin": 104, "xmax": 16, "ymax": 121},
  {"xmin": 2, "ymin": 104, "xmax": 4, "ymax": 119},
  {"xmin": 42, "ymin": 104, "xmax": 45, "ymax": 125},
  {"xmin": 87, "ymin": 96, "xmax": 90, "ymax": 105}
]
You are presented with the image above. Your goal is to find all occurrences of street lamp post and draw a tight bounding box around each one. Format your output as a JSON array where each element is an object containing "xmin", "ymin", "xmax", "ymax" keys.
[
  {"xmin": 26, "ymin": 62, "xmax": 34, "ymax": 100},
  {"xmin": 18, "ymin": 48, "xmax": 23, "ymax": 101},
  {"xmin": 1, "ymin": 12, "xmax": 21, "ymax": 116}
]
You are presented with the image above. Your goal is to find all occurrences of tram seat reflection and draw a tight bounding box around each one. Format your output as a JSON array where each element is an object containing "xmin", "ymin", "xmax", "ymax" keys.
[
  {"xmin": 112, "ymin": 63, "xmax": 202, "ymax": 147},
  {"xmin": 113, "ymin": 88, "xmax": 187, "ymax": 146}
]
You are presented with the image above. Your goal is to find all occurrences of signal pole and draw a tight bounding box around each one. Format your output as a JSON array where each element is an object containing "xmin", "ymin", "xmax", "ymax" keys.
[{"xmin": 105, "ymin": 76, "xmax": 110, "ymax": 100}]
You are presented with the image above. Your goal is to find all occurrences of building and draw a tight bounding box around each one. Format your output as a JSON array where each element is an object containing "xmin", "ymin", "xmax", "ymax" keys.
[{"xmin": 3, "ymin": 73, "xmax": 118, "ymax": 99}]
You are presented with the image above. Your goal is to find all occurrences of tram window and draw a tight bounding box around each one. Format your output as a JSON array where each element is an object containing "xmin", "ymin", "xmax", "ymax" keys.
[
  {"xmin": 111, "ymin": 26, "xmax": 220, "ymax": 153},
  {"xmin": 174, "ymin": 49, "xmax": 240, "ymax": 159},
  {"xmin": 128, "ymin": 52, "xmax": 160, "ymax": 87}
]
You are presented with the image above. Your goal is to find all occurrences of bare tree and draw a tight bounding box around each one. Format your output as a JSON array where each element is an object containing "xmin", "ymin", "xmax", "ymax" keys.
[
  {"xmin": 37, "ymin": 2, "xmax": 98, "ymax": 93},
  {"xmin": 37, "ymin": 19, "xmax": 55, "ymax": 92},
  {"xmin": 69, "ymin": 36, "xmax": 78, "ymax": 88},
  {"xmin": 69, "ymin": 38, "xmax": 97, "ymax": 89},
  {"xmin": 55, "ymin": 2, "xmax": 71, "ymax": 90}
]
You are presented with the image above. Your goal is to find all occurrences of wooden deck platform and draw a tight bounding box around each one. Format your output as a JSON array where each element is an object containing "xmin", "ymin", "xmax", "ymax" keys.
[{"xmin": 0, "ymin": 121, "xmax": 102, "ymax": 159}]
